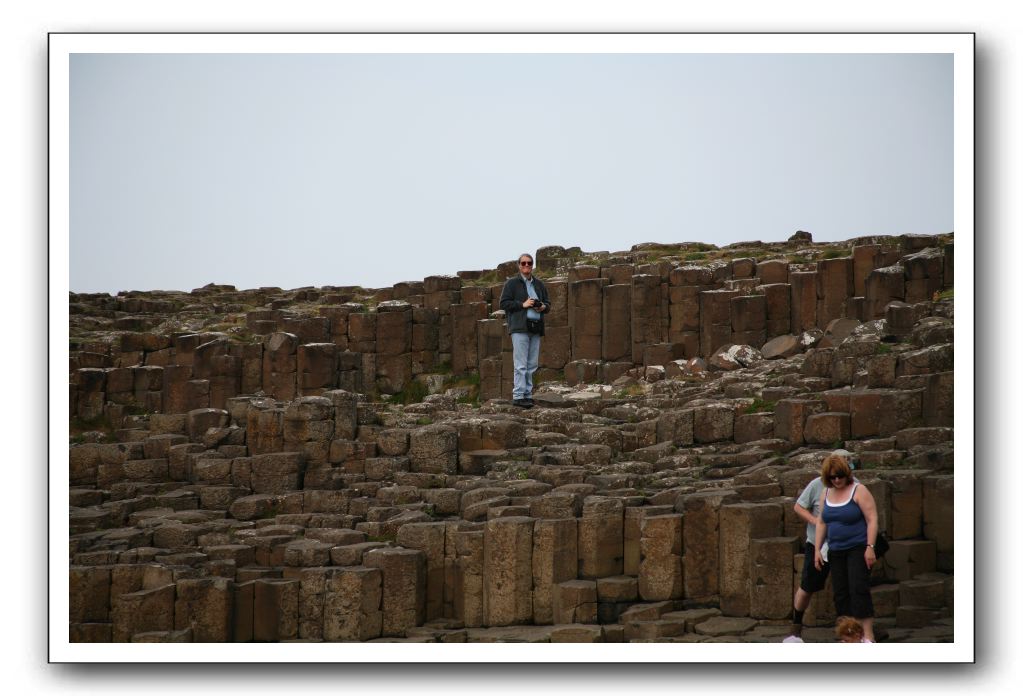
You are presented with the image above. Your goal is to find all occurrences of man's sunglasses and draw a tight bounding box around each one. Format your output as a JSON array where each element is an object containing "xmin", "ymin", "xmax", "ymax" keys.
[{"xmin": 520, "ymin": 261, "xmax": 533, "ymax": 266}]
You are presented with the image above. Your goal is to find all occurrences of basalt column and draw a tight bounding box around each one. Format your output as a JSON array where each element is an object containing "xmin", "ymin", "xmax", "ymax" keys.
[
  {"xmin": 750, "ymin": 537, "xmax": 800, "ymax": 620},
  {"xmin": 789, "ymin": 271, "xmax": 818, "ymax": 334},
  {"xmin": 730, "ymin": 294, "xmax": 766, "ymax": 349},
  {"xmin": 719, "ymin": 502, "xmax": 783, "ymax": 617},
  {"xmin": 852, "ymin": 244, "xmax": 882, "ymax": 298},
  {"xmin": 262, "ymin": 332, "xmax": 299, "ymax": 401},
  {"xmin": 411, "ymin": 307, "xmax": 439, "ymax": 376},
  {"xmin": 816, "ymin": 257, "xmax": 854, "ymax": 328},
  {"xmin": 570, "ymin": 275, "xmax": 607, "ymax": 361},
  {"xmin": 631, "ymin": 274, "xmax": 663, "ymax": 364},
  {"xmin": 484, "ymin": 516, "xmax": 535, "ymax": 626},
  {"xmin": 297, "ymin": 343, "xmax": 339, "ymax": 396},
  {"xmin": 476, "ymin": 317, "xmax": 505, "ymax": 401},
  {"xmin": 532, "ymin": 518, "xmax": 578, "ymax": 625},
  {"xmin": 638, "ymin": 514, "xmax": 684, "ymax": 601},
  {"xmin": 681, "ymin": 489, "xmax": 738, "ymax": 602},
  {"xmin": 375, "ymin": 301, "xmax": 413, "ymax": 395},
  {"xmin": 903, "ymin": 248, "xmax": 945, "ymax": 304},
  {"xmin": 759, "ymin": 283, "xmax": 791, "ymax": 339},
  {"xmin": 451, "ymin": 302, "xmax": 488, "ymax": 375},
  {"xmin": 319, "ymin": 303, "xmax": 358, "ymax": 351},
  {"xmin": 669, "ymin": 264, "xmax": 711, "ymax": 359},
  {"xmin": 699, "ymin": 289, "xmax": 738, "ymax": 357},
  {"xmin": 74, "ymin": 368, "xmax": 106, "ymax": 420},
  {"xmin": 601, "ymin": 283, "xmax": 632, "ymax": 362},
  {"xmin": 539, "ymin": 279, "xmax": 570, "ymax": 372},
  {"xmin": 424, "ymin": 275, "xmax": 462, "ymax": 368},
  {"xmin": 128, "ymin": 365, "xmax": 164, "ymax": 413},
  {"xmin": 865, "ymin": 265, "xmax": 906, "ymax": 319}
]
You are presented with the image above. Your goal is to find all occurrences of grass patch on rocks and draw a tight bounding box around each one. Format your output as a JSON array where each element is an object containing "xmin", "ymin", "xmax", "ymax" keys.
[
  {"xmin": 744, "ymin": 398, "xmax": 776, "ymax": 414},
  {"xmin": 69, "ymin": 414, "xmax": 118, "ymax": 443},
  {"xmin": 390, "ymin": 380, "xmax": 430, "ymax": 405},
  {"xmin": 821, "ymin": 248, "xmax": 850, "ymax": 259}
]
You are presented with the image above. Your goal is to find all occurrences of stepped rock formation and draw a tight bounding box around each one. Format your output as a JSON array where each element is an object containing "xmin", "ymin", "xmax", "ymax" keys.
[{"xmin": 68, "ymin": 233, "xmax": 955, "ymax": 644}]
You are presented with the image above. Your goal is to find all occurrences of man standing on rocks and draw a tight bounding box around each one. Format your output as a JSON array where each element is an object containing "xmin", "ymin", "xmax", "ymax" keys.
[{"xmin": 500, "ymin": 253, "xmax": 550, "ymax": 409}]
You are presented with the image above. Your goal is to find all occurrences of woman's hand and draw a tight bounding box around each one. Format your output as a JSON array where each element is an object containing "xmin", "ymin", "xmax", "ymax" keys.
[
  {"xmin": 864, "ymin": 546, "xmax": 876, "ymax": 570},
  {"xmin": 814, "ymin": 548, "xmax": 824, "ymax": 571}
]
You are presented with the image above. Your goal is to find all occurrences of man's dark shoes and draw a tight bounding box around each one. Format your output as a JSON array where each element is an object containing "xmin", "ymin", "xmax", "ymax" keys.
[
  {"xmin": 513, "ymin": 399, "xmax": 533, "ymax": 409},
  {"xmin": 524, "ymin": 397, "xmax": 535, "ymax": 407}
]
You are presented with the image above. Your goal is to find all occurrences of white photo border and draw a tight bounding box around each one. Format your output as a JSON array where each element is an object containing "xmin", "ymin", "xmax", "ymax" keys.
[{"xmin": 50, "ymin": 31, "xmax": 974, "ymax": 664}]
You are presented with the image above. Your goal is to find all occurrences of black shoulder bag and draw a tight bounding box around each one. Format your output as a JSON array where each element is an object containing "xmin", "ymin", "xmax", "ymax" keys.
[{"xmin": 873, "ymin": 531, "xmax": 890, "ymax": 558}]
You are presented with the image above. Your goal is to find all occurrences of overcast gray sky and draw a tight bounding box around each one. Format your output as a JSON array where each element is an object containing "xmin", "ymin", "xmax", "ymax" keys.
[{"xmin": 70, "ymin": 52, "xmax": 952, "ymax": 294}]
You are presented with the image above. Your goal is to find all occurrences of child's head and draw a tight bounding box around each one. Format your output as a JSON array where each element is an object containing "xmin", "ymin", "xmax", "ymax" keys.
[{"xmin": 835, "ymin": 616, "xmax": 865, "ymax": 643}]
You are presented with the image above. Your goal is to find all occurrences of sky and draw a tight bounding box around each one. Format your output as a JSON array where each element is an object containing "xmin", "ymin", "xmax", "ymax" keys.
[{"xmin": 69, "ymin": 51, "xmax": 953, "ymax": 294}]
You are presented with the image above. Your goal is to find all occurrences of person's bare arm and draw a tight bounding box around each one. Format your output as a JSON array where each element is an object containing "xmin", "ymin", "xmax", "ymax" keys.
[
  {"xmin": 856, "ymin": 485, "xmax": 879, "ymax": 570},
  {"xmin": 793, "ymin": 501, "xmax": 816, "ymax": 526},
  {"xmin": 813, "ymin": 490, "xmax": 828, "ymax": 570}
]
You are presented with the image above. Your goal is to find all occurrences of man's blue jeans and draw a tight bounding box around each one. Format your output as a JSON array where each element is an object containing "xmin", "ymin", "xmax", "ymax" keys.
[{"xmin": 511, "ymin": 331, "xmax": 541, "ymax": 400}]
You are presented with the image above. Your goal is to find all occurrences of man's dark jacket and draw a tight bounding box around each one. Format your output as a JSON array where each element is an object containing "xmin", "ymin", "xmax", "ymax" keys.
[{"xmin": 499, "ymin": 275, "xmax": 551, "ymax": 336}]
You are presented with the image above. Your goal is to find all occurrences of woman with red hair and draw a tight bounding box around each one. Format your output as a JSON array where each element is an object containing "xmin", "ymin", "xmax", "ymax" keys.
[{"xmin": 814, "ymin": 452, "xmax": 879, "ymax": 643}]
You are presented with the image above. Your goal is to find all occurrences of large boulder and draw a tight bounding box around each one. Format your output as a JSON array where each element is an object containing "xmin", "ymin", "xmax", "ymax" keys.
[
  {"xmin": 761, "ymin": 335, "xmax": 800, "ymax": 360},
  {"xmin": 708, "ymin": 344, "xmax": 763, "ymax": 371},
  {"xmin": 821, "ymin": 318, "xmax": 862, "ymax": 347}
]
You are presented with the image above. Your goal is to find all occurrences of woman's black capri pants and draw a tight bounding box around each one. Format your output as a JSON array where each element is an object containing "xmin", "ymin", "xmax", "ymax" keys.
[{"xmin": 828, "ymin": 544, "xmax": 874, "ymax": 619}]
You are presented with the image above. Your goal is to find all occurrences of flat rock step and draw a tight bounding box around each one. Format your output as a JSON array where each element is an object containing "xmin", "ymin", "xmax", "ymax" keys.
[
  {"xmin": 693, "ymin": 616, "xmax": 758, "ymax": 637},
  {"xmin": 532, "ymin": 393, "xmax": 574, "ymax": 408}
]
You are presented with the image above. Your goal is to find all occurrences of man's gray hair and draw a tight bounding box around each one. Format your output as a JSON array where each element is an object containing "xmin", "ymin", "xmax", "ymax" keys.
[{"xmin": 832, "ymin": 448, "xmax": 858, "ymax": 470}]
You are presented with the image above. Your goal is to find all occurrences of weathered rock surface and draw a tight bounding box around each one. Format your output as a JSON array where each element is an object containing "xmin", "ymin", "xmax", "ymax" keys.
[{"xmin": 68, "ymin": 232, "xmax": 955, "ymax": 643}]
